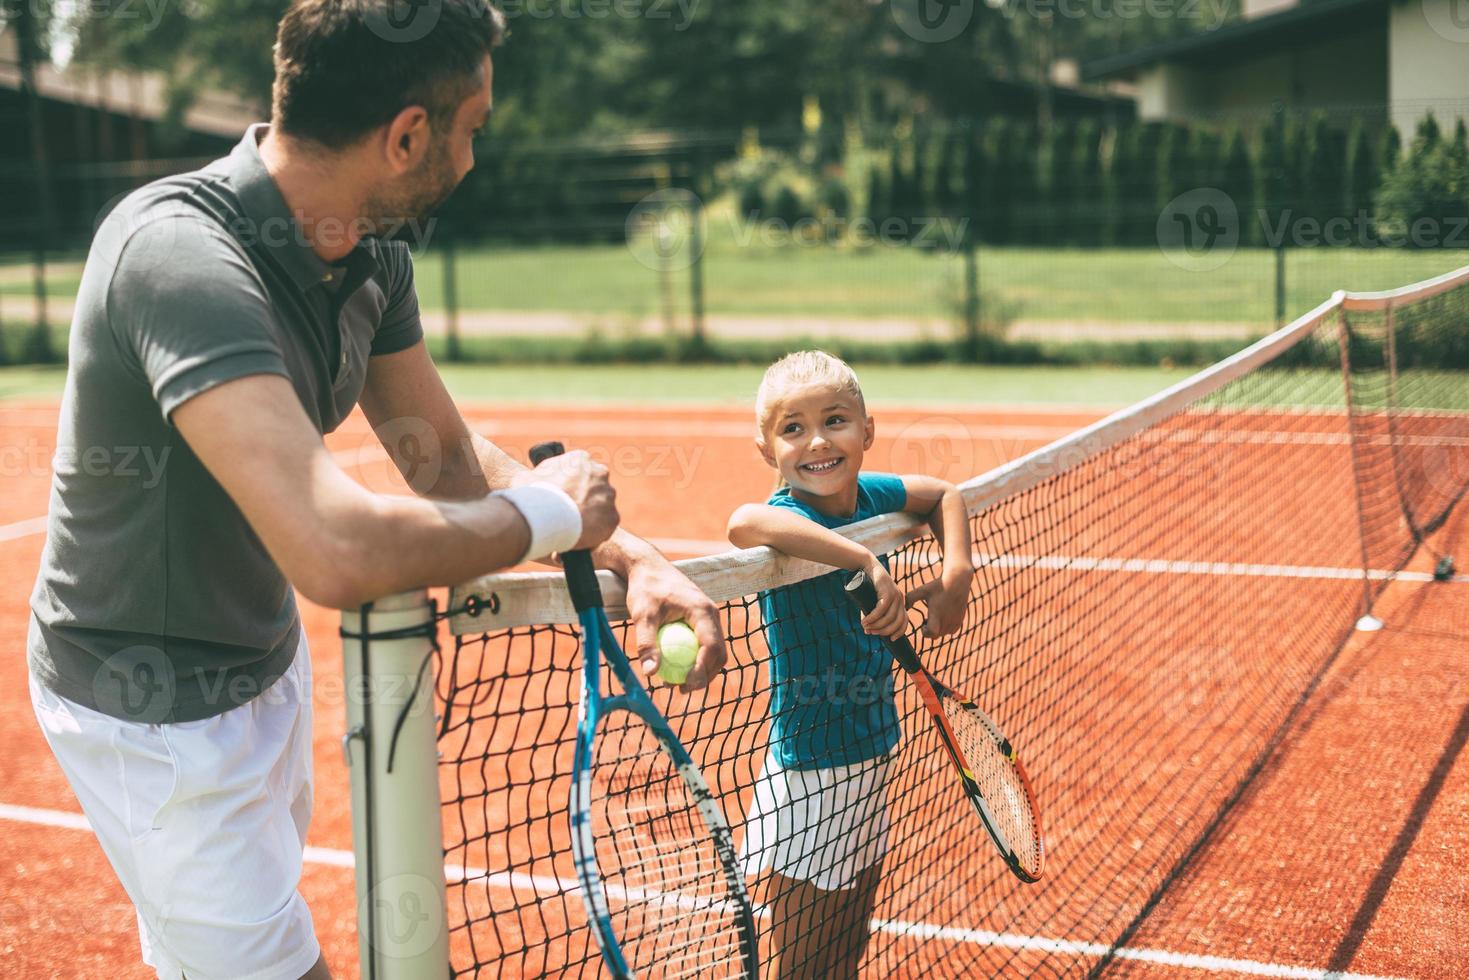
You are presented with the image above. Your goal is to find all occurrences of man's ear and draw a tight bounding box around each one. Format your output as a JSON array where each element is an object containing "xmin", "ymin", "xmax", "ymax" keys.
[
  {"xmin": 382, "ymin": 105, "xmax": 431, "ymax": 175},
  {"xmin": 863, "ymin": 414, "xmax": 875, "ymax": 451}
]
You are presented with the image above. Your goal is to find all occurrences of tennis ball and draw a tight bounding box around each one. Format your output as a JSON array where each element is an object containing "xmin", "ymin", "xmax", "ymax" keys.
[{"xmin": 655, "ymin": 621, "xmax": 699, "ymax": 685}]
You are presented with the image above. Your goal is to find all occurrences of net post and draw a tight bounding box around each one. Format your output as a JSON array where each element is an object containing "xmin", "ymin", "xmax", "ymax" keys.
[
  {"xmin": 341, "ymin": 591, "xmax": 449, "ymax": 980},
  {"xmin": 1336, "ymin": 306, "xmax": 1383, "ymax": 629}
]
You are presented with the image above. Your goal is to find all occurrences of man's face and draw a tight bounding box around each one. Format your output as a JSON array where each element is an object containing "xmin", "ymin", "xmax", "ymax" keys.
[{"xmin": 367, "ymin": 54, "xmax": 493, "ymax": 234}]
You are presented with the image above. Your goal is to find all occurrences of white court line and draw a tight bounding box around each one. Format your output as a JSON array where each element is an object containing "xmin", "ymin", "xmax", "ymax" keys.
[
  {"xmin": 0, "ymin": 516, "xmax": 48, "ymax": 542},
  {"xmin": 972, "ymin": 552, "xmax": 1469, "ymax": 586},
  {"xmin": 0, "ymin": 802, "xmax": 1410, "ymax": 980}
]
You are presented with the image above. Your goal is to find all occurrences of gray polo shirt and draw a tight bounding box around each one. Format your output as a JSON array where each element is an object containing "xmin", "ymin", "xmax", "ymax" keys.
[{"xmin": 28, "ymin": 124, "xmax": 423, "ymax": 723}]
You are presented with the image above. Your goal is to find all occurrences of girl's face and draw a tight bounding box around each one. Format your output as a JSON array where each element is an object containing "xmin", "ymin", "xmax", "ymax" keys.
[{"xmin": 760, "ymin": 383, "xmax": 874, "ymax": 499}]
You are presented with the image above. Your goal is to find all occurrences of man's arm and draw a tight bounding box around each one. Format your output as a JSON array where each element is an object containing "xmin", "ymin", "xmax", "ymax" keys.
[
  {"xmin": 171, "ymin": 373, "xmax": 617, "ymax": 610},
  {"xmin": 358, "ymin": 342, "xmax": 729, "ymax": 690}
]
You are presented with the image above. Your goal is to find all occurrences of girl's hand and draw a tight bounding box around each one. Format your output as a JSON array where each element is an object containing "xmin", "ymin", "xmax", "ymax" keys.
[
  {"xmin": 906, "ymin": 567, "xmax": 975, "ymax": 637},
  {"xmin": 860, "ymin": 559, "xmax": 909, "ymax": 639}
]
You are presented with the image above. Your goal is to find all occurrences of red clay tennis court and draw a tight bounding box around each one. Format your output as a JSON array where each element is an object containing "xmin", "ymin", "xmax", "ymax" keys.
[{"xmin": 3, "ymin": 276, "xmax": 1468, "ymax": 978}]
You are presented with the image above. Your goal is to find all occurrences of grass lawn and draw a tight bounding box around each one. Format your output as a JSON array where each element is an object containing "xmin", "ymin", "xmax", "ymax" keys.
[
  {"xmin": 404, "ymin": 243, "xmax": 1469, "ymax": 326},
  {"xmin": 0, "ymin": 365, "xmax": 70, "ymax": 400},
  {"xmin": 5, "ymin": 244, "xmax": 1464, "ymax": 328}
]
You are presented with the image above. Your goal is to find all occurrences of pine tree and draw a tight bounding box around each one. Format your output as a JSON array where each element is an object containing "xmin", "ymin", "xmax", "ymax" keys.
[
  {"xmin": 1011, "ymin": 123, "xmax": 1041, "ymax": 245},
  {"xmin": 1302, "ymin": 112, "xmax": 1344, "ymax": 227},
  {"xmin": 987, "ymin": 118, "xmax": 1015, "ymax": 245},
  {"xmin": 1129, "ymin": 123, "xmax": 1166, "ymax": 244},
  {"xmin": 931, "ymin": 128, "xmax": 962, "ymax": 216},
  {"xmin": 1258, "ymin": 117, "xmax": 1290, "ymax": 248},
  {"xmin": 1072, "ymin": 120, "xmax": 1104, "ymax": 246},
  {"xmin": 1037, "ymin": 121, "xmax": 1068, "ymax": 245},
  {"xmin": 962, "ymin": 125, "xmax": 989, "ymax": 245},
  {"xmin": 866, "ymin": 158, "xmax": 890, "ymax": 230},
  {"xmin": 1219, "ymin": 127, "xmax": 1256, "ymax": 246},
  {"xmin": 1379, "ymin": 123, "xmax": 1402, "ymax": 175},
  {"xmin": 1414, "ymin": 113, "xmax": 1442, "ymax": 152},
  {"xmin": 908, "ymin": 131, "xmax": 929, "ymax": 237},
  {"xmin": 1344, "ymin": 119, "xmax": 1377, "ymax": 236},
  {"xmin": 1156, "ymin": 123, "xmax": 1197, "ymax": 215},
  {"xmin": 1105, "ymin": 124, "xmax": 1137, "ymax": 246}
]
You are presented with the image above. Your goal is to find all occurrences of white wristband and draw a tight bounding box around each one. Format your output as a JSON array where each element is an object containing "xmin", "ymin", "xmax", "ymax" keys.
[{"xmin": 495, "ymin": 485, "xmax": 584, "ymax": 562}]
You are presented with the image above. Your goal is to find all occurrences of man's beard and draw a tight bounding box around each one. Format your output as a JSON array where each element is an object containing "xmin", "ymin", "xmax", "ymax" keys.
[{"xmin": 363, "ymin": 138, "xmax": 459, "ymax": 241}]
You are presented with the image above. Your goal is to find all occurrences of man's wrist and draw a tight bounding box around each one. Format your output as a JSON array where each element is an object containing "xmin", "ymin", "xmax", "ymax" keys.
[
  {"xmin": 493, "ymin": 485, "xmax": 582, "ymax": 562},
  {"xmin": 597, "ymin": 529, "xmax": 666, "ymax": 580}
]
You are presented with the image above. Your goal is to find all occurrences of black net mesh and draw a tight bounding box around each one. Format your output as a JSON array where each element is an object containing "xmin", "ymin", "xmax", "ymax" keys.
[
  {"xmin": 1344, "ymin": 285, "xmax": 1469, "ymax": 607},
  {"xmin": 408, "ymin": 281, "xmax": 1467, "ymax": 979}
]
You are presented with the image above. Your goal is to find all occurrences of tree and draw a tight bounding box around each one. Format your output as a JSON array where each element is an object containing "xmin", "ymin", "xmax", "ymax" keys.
[
  {"xmin": 1009, "ymin": 123, "xmax": 1041, "ymax": 245},
  {"xmin": 865, "ymin": 159, "xmax": 889, "ymax": 229},
  {"xmin": 1037, "ymin": 121, "xmax": 1072, "ymax": 245},
  {"xmin": 69, "ymin": 0, "xmax": 287, "ymax": 129},
  {"xmin": 1155, "ymin": 123, "xmax": 1197, "ymax": 215},
  {"xmin": 961, "ymin": 125, "xmax": 990, "ymax": 245},
  {"xmin": 1344, "ymin": 119, "xmax": 1377, "ymax": 236},
  {"xmin": 1301, "ymin": 112, "xmax": 1344, "ymax": 227},
  {"xmin": 1218, "ymin": 127, "xmax": 1256, "ymax": 246},
  {"xmin": 5, "ymin": 0, "xmax": 61, "ymax": 361},
  {"xmin": 1413, "ymin": 113, "xmax": 1442, "ymax": 152},
  {"xmin": 888, "ymin": 140, "xmax": 915, "ymax": 240},
  {"xmin": 1071, "ymin": 120, "xmax": 1104, "ymax": 246},
  {"xmin": 986, "ymin": 118, "xmax": 1016, "ymax": 245},
  {"xmin": 1257, "ymin": 117, "xmax": 1291, "ymax": 248},
  {"xmin": 1380, "ymin": 123, "xmax": 1403, "ymax": 175},
  {"xmin": 1375, "ymin": 136, "xmax": 1469, "ymax": 248}
]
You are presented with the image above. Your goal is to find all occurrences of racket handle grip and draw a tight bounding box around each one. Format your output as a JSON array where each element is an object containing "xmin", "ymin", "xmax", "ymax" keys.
[
  {"xmin": 843, "ymin": 570, "xmax": 923, "ymax": 674},
  {"xmin": 528, "ymin": 441, "xmax": 604, "ymax": 612}
]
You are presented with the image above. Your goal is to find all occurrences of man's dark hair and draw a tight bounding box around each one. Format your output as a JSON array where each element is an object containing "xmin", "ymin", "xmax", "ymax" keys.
[{"xmin": 272, "ymin": 0, "xmax": 506, "ymax": 148}]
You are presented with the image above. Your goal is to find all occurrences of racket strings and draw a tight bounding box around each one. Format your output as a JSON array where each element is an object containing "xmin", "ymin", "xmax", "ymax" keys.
[
  {"xmin": 943, "ymin": 698, "xmax": 1044, "ymax": 877},
  {"xmin": 591, "ymin": 716, "xmax": 750, "ymax": 978}
]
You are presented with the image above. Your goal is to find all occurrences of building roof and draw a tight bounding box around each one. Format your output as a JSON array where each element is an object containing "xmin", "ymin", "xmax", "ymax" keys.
[
  {"xmin": 1082, "ymin": 0, "xmax": 1388, "ymax": 81},
  {"xmin": 0, "ymin": 31, "xmax": 259, "ymax": 137}
]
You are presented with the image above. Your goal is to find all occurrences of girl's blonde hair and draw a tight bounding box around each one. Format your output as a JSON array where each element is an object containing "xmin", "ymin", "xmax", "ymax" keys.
[{"xmin": 755, "ymin": 350, "xmax": 865, "ymax": 439}]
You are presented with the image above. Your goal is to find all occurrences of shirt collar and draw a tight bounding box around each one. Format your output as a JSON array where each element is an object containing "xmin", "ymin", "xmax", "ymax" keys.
[{"xmin": 226, "ymin": 124, "xmax": 381, "ymax": 292}]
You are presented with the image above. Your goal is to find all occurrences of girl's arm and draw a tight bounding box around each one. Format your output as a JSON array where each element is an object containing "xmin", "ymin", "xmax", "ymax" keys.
[
  {"xmin": 727, "ymin": 504, "xmax": 908, "ymax": 638},
  {"xmin": 902, "ymin": 475, "xmax": 976, "ymax": 637}
]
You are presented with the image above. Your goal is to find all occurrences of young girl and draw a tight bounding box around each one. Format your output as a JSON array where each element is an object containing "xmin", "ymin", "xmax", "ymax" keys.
[{"xmin": 727, "ymin": 350, "xmax": 975, "ymax": 979}]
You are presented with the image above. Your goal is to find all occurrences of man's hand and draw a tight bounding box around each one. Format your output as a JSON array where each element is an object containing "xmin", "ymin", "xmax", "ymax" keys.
[
  {"xmin": 624, "ymin": 557, "xmax": 729, "ymax": 693},
  {"xmin": 512, "ymin": 450, "xmax": 620, "ymax": 552},
  {"xmin": 905, "ymin": 567, "xmax": 974, "ymax": 638}
]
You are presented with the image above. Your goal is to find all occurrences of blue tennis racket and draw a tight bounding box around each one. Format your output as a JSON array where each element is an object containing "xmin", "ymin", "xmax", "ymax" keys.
[{"xmin": 530, "ymin": 442, "xmax": 759, "ymax": 980}]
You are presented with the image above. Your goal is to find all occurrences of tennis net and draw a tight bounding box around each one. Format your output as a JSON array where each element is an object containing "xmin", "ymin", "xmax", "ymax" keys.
[{"xmin": 341, "ymin": 265, "xmax": 1468, "ymax": 979}]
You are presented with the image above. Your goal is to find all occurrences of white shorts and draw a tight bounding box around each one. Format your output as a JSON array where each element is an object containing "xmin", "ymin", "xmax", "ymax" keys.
[
  {"xmin": 29, "ymin": 639, "xmax": 319, "ymax": 980},
  {"xmin": 738, "ymin": 752, "xmax": 893, "ymax": 892}
]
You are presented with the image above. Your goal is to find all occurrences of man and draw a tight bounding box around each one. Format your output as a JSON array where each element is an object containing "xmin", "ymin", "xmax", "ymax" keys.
[{"xmin": 26, "ymin": 2, "xmax": 727, "ymax": 977}]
